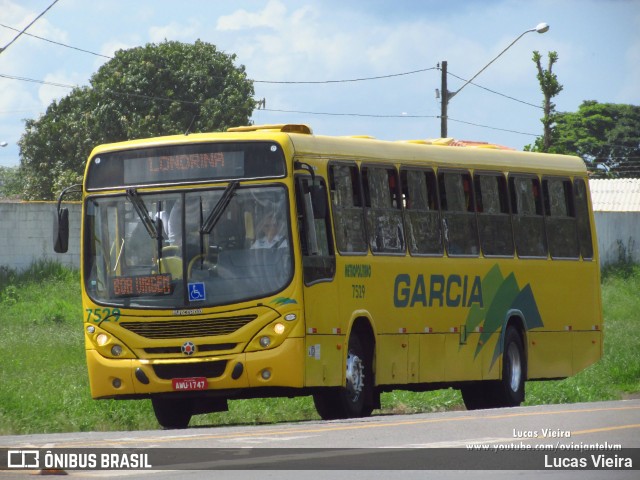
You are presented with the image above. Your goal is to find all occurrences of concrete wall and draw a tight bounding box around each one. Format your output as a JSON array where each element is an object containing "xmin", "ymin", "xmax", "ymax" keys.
[
  {"xmin": 594, "ymin": 212, "xmax": 640, "ymax": 267},
  {"xmin": 0, "ymin": 202, "xmax": 81, "ymax": 271},
  {"xmin": 0, "ymin": 202, "xmax": 638, "ymax": 271}
]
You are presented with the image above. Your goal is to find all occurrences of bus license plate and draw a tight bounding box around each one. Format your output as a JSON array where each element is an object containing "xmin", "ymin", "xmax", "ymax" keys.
[{"xmin": 172, "ymin": 377, "xmax": 208, "ymax": 391}]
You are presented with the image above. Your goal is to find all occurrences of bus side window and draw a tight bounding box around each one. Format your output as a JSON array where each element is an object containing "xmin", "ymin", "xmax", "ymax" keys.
[
  {"xmin": 574, "ymin": 178, "xmax": 594, "ymax": 260},
  {"xmin": 400, "ymin": 168, "xmax": 443, "ymax": 255},
  {"xmin": 543, "ymin": 177, "xmax": 579, "ymax": 259},
  {"xmin": 362, "ymin": 165, "xmax": 405, "ymax": 254},
  {"xmin": 509, "ymin": 175, "xmax": 547, "ymax": 258},
  {"xmin": 329, "ymin": 163, "xmax": 367, "ymax": 254},
  {"xmin": 474, "ymin": 173, "xmax": 514, "ymax": 257},
  {"xmin": 295, "ymin": 175, "xmax": 336, "ymax": 284},
  {"xmin": 438, "ymin": 170, "xmax": 479, "ymax": 256}
]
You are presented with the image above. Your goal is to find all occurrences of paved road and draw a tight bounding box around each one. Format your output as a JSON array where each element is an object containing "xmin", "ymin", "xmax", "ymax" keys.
[{"xmin": 1, "ymin": 399, "xmax": 638, "ymax": 479}]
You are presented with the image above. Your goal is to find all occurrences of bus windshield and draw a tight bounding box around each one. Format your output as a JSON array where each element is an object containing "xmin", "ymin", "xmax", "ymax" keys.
[{"xmin": 84, "ymin": 185, "xmax": 292, "ymax": 309}]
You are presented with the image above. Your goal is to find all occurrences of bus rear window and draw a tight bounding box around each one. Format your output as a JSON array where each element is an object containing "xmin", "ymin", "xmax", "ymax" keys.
[{"xmin": 86, "ymin": 141, "xmax": 285, "ymax": 189}]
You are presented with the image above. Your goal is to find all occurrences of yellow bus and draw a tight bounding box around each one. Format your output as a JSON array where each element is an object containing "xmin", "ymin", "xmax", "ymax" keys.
[{"xmin": 54, "ymin": 124, "xmax": 602, "ymax": 428}]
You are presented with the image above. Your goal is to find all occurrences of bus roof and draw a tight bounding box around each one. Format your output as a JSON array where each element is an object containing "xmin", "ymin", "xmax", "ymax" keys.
[
  {"xmin": 227, "ymin": 124, "xmax": 586, "ymax": 175},
  {"xmin": 88, "ymin": 124, "xmax": 587, "ymax": 176},
  {"xmin": 285, "ymin": 129, "xmax": 586, "ymax": 176}
]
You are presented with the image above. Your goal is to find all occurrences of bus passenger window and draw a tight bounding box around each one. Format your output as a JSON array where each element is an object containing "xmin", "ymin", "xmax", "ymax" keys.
[
  {"xmin": 574, "ymin": 178, "xmax": 594, "ymax": 260},
  {"xmin": 438, "ymin": 171, "xmax": 479, "ymax": 256},
  {"xmin": 329, "ymin": 164, "xmax": 367, "ymax": 254},
  {"xmin": 509, "ymin": 175, "xmax": 547, "ymax": 258},
  {"xmin": 474, "ymin": 173, "xmax": 514, "ymax": 256},
  {"xmin": 295, "ymin": 176, "xmax": 336, "ymax": 284},
  {"xmin": 362, "ymin": 166, "xmax": 405, "ymax": 254},
  {"xmin": 543, "ymin": 177, "xmax": 579, "ymax": 259},
  {"xmin": 400, "ymin": 168, "xmax": 442, "ymax": 255}
]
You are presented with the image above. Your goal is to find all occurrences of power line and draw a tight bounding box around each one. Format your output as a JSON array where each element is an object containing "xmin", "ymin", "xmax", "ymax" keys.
[
  {"xmin": 0, "ymin": 72, "xmax": 77, "ymax": 89},
  {"xmin": 446, "ymin": 70, "xmax": 543, "ymax": 110},
  {"xmin": 1, "ymin": 20, "xmax": 438, "ymax": 85},
  {"xmin": 0, "ymin": 0, "xmax": 61, "ymax": 54},
  {"xmin": 0, "ymin": 72, "xmax": 201, "ymax": 107},
  {"xmin": 6, "ymin": 70, "xmax": 637, "ymax": 149},
  {"xmin": 0, "ymin": 71, "xmax": 533, "ymax": 135},
  {"xmin": 102, "ymin": 88, "xmax": 200, "ymax": 105},
  {"xmin": 0, "ymin": 22, "xmax": 111, "ymax": 59},
  {"xmin": 253, "ymin": 67, "xmax": 439, "ymax": 84},
  {"xmin": 0, "ymin": 15, "xmax": 541, "ymax": 115},
  {"xmin": 0, "ymin": 71, "xmax": 440, "ymax": 113},
  {"xmin": 261, "ymin": 107, "xmax": 438, "ymax": 118},
  {"xmin": 447, "ymin": 117, "xmax": 539, "ymax": 137},
  {"xmin": 0, "ymin": 72, "xmax": 442, "ymax": 119},
  {"xmin": 0, "ymin": 71, "xmax": 545, "ymax": 138},
  {"xmin": 0, "ymin": 109, "xmax": 38, "ymax": 114},
  {"xmin": 0, "ymin": 21, "xmax": 437, "ymax": 85},
  {"xmin": 0, "ymin": 17, "xmax": 536, "ymax": 116}
]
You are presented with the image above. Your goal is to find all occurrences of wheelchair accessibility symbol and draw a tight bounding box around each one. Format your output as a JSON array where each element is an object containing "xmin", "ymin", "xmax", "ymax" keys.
[{"xmin": 188, "ymin": 282, "xmax": 206, "ymax": 302}]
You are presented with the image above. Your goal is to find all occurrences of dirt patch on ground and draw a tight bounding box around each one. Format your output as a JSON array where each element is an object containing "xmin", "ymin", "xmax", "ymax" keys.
[{"xmin": 621, "ymin": 392, "xmax": 640, "ymax": 400}]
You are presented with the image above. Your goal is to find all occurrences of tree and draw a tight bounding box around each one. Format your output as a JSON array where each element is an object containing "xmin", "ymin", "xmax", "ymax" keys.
[
  {"xmin": 545, "ymin": 101, "xmax": 640, "ymax": 177},
  {"xmin": 528, "ymin": 50, "xmax": 563, "ymax": 152},
  {"xmin": 18, "ymin": 40, "xmax": 255, "ymax": 200},
  {"xmin": 0, "ymin": 165, "xmax": 22, "ymax": 199}
]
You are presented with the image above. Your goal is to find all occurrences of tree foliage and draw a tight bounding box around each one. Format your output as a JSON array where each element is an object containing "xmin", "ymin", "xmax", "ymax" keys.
[
  {"xmin": 531, "ymin": 50, "xmax": 563, "ymax": 152},
  {"xmin": 0, "ymin": 166, "xmax": 22, "ymax": 199},
  {"xmin": 530, "ymin": 101, "xmax": 640, "ymax": 178},
  {"xmin": 18, "ymin": 40, "xmax": 255, "ymax": 200}
]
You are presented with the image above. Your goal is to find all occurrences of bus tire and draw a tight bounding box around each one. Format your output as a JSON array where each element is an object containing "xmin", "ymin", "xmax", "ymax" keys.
[
  {"xmin": 313, "ymin": 332, "xmax": 374, "ymax": 420},
  {"xmin": 497, "ymin": 327, "xmax": 526, "ymax": 407},
  {"xmin": 152, "ymin": 397, "xmax": 193, "ymax": 429},
  {"xmin": 461, "ymin": 327, "xmax": 525, "ymax": 410}
]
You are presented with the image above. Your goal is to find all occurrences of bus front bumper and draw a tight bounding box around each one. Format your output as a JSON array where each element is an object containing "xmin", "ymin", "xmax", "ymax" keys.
[{"xmin": 86, "ymin": 337, "xmax": 304, "ymax": 399}]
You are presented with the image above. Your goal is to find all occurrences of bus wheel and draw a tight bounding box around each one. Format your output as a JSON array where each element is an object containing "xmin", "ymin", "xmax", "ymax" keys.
[
  {"xmin": 152, "ymin": 397, "xmax": 193, "ymax": 429},
  {"xmin": 497, "ymin": 327, "xmax": 526, "ymax": 406},
  {"xmin": 461, "ymin": 328, "xmax": 525, "ymax": 410},
  {"xmin": 313, "ymin": 333, "xmax": 374, "ymax": 420}
]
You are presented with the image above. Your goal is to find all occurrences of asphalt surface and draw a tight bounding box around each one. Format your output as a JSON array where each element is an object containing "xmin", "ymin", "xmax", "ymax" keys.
[{"xmin": 1, "ymin": 399, "xmax": 638, "ymax": 479}]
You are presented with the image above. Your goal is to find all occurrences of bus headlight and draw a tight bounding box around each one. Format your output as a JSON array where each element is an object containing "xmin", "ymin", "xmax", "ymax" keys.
[
  {"xmin": 246, "ymin": 319, "xmax": 292, "ymax": 352},
  {"xmin": 111, "ymin": 345, "xmax": 123, "ymax": 356},
  {"xmin": 96, "ymin": 333, "xmax": 109, "ymax": 346}
]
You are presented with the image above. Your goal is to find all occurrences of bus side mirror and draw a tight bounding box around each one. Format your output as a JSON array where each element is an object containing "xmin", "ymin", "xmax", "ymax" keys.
[
  {"xmin": 53, "ymin": 183, "xmax": 82, "ymax": 254},
  {"xmin": 54, "ymin": 207, "xmax": 69, "ymax": 253},
  {"xmin": 310, "ymin": 184, "xmax": 327, "ymax": 219}
]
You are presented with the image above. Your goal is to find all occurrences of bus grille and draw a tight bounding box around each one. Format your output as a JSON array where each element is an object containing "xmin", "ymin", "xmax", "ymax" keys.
[
  {"xmin": 152, "ymin": 360, "xmax": 228, "ymax": 380},
  {"xmin": 144, "ymin": 343, "xmax": 237, "ymax": 354},
  {"xmin": 119, "ymin": 315, "xmax": 257, "ymax": 339}
]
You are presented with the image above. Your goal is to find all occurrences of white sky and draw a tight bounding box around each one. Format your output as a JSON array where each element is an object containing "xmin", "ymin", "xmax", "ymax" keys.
[{"xmin": 0, "ymin": 0, "xmax": 639, "ymax": 167}]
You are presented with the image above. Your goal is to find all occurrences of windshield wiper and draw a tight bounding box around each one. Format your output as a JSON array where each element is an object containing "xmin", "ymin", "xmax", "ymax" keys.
[
  {"xmin": 126, "ymin": 188, "xmax": 159, "ymax": 239},
  {"xmin": 201, "ymin": 181, "xmax": 240, "ymax": 234}
]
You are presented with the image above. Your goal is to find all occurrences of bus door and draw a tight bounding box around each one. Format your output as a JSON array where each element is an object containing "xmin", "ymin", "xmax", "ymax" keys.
[{"xmin": 294, "ymin": 175, "xmax": 340, "ymax": 387}]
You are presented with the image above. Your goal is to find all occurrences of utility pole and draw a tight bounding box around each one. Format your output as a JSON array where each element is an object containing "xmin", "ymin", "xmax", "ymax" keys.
[{"xmin": 440, "ymin": 61, "xmax": 448, "ymax": 138}]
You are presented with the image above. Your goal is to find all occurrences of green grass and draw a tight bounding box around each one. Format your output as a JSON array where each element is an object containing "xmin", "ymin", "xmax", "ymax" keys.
[
  {"xmin": 0, "ymin": 261, "xmax": 157, "ymax": 433},
  {"xmin": 0, "ymin": 260, "xmax": 638, "ymax": 434}
]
